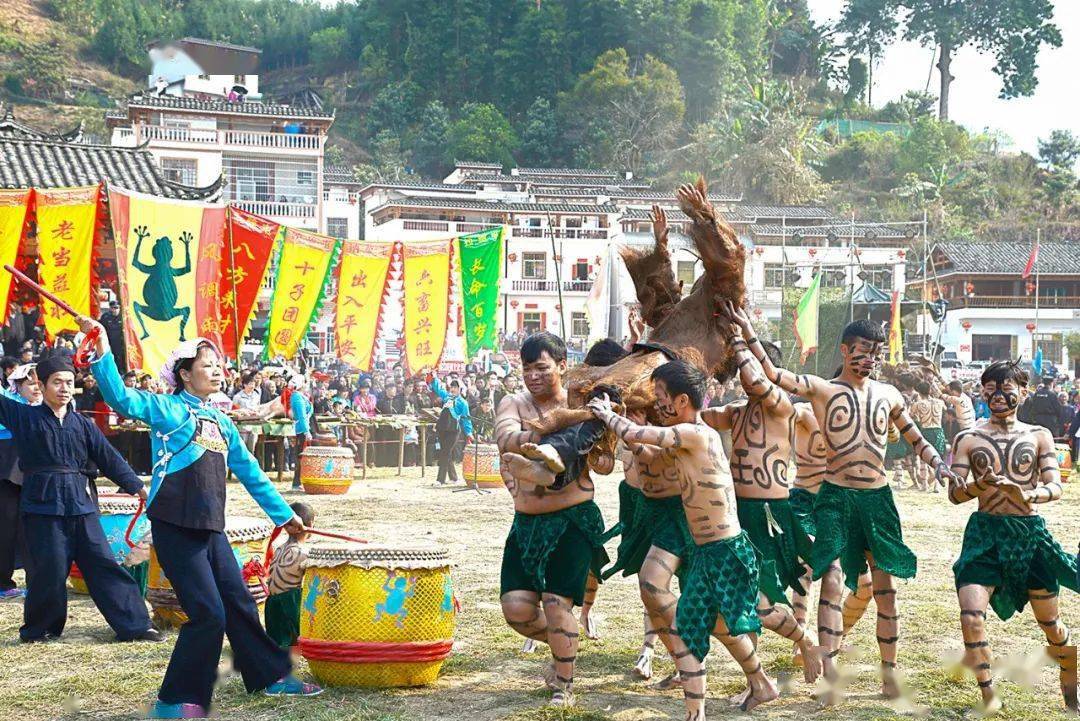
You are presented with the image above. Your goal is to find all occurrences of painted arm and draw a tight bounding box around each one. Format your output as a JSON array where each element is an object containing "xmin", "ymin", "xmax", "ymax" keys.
[
  {"xmin": 494, "ymin": 395, "xmax": 539, "ymax": 454},
  {"xmin": 725, "ymin": 301, "xmax": 823, "ymax": 398},
  {"xmin": 947, "ymin": 432, "xmax": 990, "ymax": 505},
  {"xmin": 1029, "ymin": 428, "xmax": 1063, "ymax": 503},
  {"xmin": 891, "ymin": 403, "xmax": 957, "ymax": 485},
  {"xmin": 699, "ymin": 405, "xmax": 733, "ymax": 432},
  {"xmin": 588, "ymin": 395, "xmax": 700, "ymax": 451},
  {"xmin": 730, "ymin": 339, "xmax": 795, "ymax": 417},
  {"xmin": 86, "ymin": 420, "xmax": 145, "ymax": 498},
  {"xmin": 220, "ymin": 411, "xmax": 295, "ymax": 526}
]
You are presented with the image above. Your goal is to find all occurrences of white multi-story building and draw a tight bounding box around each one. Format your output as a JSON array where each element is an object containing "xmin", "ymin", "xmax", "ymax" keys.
[{"xmin": 107, "ymin": 38, "xmax": 358, "ymax": 238}]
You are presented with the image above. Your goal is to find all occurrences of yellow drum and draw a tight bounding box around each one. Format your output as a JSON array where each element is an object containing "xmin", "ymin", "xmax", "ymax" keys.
[
  {"xmin": 299, "ymin": 544, "xmax": 456, "ymax": 687},
  {"xmin": 463, "ymin": 443, "xmax": 503, "ymax": 488},
  {"xmin": 1056, "ymin": 443, "xmax": 1072, "ymax": 473},
  {"xmin": 147, "ymin": 516, "xmax": 272, "ymax": 628},
  {"xmin": 301, "ymin": 445, "xmax": 355, "ymax": 495},
  {"xmin": 70, "ymin": 493, "xmax": 150, "ymax": 594}
]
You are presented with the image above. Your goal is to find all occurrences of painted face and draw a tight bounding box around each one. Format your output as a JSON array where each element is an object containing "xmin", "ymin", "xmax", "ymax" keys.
[
  {"xmin": 982, "ymin": 378, "xmax": 1020, "ymax": 416},
  {"xmin": 522, "ymin": 352, "xmax": 564, "ymax": 397},
  {"xmin": 652, "ymin": 379, "xmax": 680, "ymax": 427},
  {"xmin": 842, "ymin": 338, "xmax": 884, "ymax": 378}
]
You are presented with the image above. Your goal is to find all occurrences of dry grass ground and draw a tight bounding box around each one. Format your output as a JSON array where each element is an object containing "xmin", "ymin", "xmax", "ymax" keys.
[{"xmin": 2, "ymin": 466, "xmax": 1079, "ymax": 721}]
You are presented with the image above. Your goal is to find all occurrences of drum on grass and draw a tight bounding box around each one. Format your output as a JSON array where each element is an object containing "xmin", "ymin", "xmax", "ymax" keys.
[
  {"xmin": 69, "ymin": 493, "xmax": 150, "ymax": 594},
  {"xmin": 146, "ymin": 516, "xmax": 273, "ymax": 628},
  {"xmin": 301, "ymin": 445, "xmax": 355, "ymax": 495},
  {"xmin": 462, "ymin": 443, "xmax": 503, "ymax": 488},
  {"xmin": 1056, "ymin": 443, "xmax": 1073, "ymax": 473},
  {"xmin": 299, "ymin": 544, "xmax": 456, "ymax": 688}
]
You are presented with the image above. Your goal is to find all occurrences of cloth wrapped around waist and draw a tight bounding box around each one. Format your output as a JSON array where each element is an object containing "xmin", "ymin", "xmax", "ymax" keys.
[{"xmin": 509, "ymin": 500, "xmax": 608, "ymax": 591}]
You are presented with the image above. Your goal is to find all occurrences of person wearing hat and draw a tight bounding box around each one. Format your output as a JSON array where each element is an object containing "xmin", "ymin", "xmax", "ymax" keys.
[
  {"xmin": 0, "ymin": 355, "xmax": 160, "ymax": 643},
  {"xmin": 77, "ymin": 317, "xmax": 321, "ymax": 719},
  {"xmin": 0, "ymin": 363, "xmax": 41, "ymax": 599}
]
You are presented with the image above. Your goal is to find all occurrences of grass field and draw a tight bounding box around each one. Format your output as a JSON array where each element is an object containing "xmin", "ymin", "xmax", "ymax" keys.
[{"xmin": 2, "ymin": 467, "xmax": 1079, "ymax": 720}]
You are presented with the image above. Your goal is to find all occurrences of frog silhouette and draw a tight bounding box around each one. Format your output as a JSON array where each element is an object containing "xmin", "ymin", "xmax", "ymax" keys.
[{"xmin": 131, "ymin": 225, "xmax": 192, "ymax": 340}]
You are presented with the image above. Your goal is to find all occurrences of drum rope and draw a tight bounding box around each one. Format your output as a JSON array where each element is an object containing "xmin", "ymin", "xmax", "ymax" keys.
[
  {"xmin": 297, "ymin": 637, "xmax": 453, "ymax": 663},
  {"xmin": 124, "ymin": 498, "xmax": 146, "ymax": 548},
  {"xmin": 265, "ymin": 525, "xmax": 368, "ymax": 566}
]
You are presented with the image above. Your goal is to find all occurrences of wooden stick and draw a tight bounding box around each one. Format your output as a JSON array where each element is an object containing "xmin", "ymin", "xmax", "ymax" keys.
[{"xmin": 3, "ymin": 264, "xmax": 81, "ymax": 318}]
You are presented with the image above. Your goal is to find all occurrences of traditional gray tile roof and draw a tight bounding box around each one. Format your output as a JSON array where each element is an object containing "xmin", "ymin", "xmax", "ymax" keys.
[
  {"xmin": 323, "ymin": 165, "xmax": 360, "ymax": 185},
  {"xmin": 607, "ymin": 188, "xmax": 743, "ymax": 202},
  {"xmin": 460, "ymin": 173, "xmax": 652, "ymax": 189},
  {"xmin": 513, "ymin": 167, "xmax": 620, "ymax": 179},
  {"xmin": 749, "ymin": 222, "xmax": 909, "ymax": 239},
  {"xmin": 454, "ymin": 160, "xmax": 503, "ymax": 170},
  {"xmin": 0, "ymin": 136, "xmax": 223, "ymax": 200},
  {"xmin": 932, "ymin": 241, "xmax": 1077, "ymax": 275},
  {"xmin": 125, "ymin": 94, "xmax": 334, "ymax": 119},
  {"xmin": 0, "ymin": 108, "xmax": 85, "ymax": 143},
  {"xmin": 731, "ymin": 205, "xmax": 831, "ymax": 220},
  {"xmin": 371, "ymin": 197, "xmax": 620, "ymax": 215},
  {"xmin": 360, "ymin": 179, "xmax": 480, "ymax": 194},
  {"xmin": 618, "ymin": 207, "xmax": 750, "ymax": 224}
]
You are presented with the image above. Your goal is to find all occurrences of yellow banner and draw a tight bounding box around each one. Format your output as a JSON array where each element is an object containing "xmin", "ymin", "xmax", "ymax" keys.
[
  {"xmin": 335, "ymin": 241, "xmax": 394, "ymax": 371},
  {"xmin": 36, "ymin": 186, "xmax": 98, "ymax": 337},
  {"xmin": 265, "ymin": 227, "xmax": 339, "ymax": 360},
  {"xmin": 0, "ymin": 189, "xmax": 31, "ymax": 320},
  {"xmin": 402, "ymin": 241, "xmax": 452, "ymax": 372}
]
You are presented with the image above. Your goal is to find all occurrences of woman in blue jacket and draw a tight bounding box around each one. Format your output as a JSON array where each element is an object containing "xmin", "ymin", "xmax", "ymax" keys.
[{"xmin": 78, "ymin": 318, "xmax": 321, "ymax": 719}]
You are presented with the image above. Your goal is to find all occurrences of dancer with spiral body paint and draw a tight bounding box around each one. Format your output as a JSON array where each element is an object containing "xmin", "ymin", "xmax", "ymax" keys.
[
  {"xmin": 949, "ymin": 359, "xmax": 1078, "ymax": 715},
  {"xmin": 590, "ymin": 360, "xmax": 778, "ymax": 719},
  {"xmin": 727, "ymin": 302, "xmax": 959, "ymax": 704},
  {"xmin": 700, "ymin": 326, "xmax": 822, "ymax": 703}
]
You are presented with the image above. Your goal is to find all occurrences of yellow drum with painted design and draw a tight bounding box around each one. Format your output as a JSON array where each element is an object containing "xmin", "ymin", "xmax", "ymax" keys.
[
  {"xmin": 463, "ymin": 443, "xmax": 503, "ymax": 488},
  {"xmin": 147, "ymin": 516, "xmax": 272, "ymax": 628},
  {"xmin": 299, "ymin": 544, "xmax": 455, "ymax": 687},
  {"xmin": 1055, "ymin": 443, "xmax": 1072, "ymax": 473},
  {"xmin": 301, "ymin": 445, "xmax": 355, "ymax": 495},
  {"xmin": 69, "ymin": 493, "xmax": 150, "ymax": 594}
]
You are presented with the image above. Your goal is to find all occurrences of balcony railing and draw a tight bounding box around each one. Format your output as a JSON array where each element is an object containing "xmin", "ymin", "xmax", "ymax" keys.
[
  {"xmin": 511, "ymin": 227, "xmax": 609, "ymax": 240},
  {"xmin": 402, "ymin": 220, "xmax": 450, "ymax": 232},
  {"xmin": 137, "ymin": 124, "xmax": 323, "ymax": 151},
  {"xmin": 945, "ymin": 295, "xmax": 1080, "ymax": 309},
  {"xmin": 231, "ymin": 200, "xmax": 316, "ymax": 219},
  {"xmin": 510, "ymin": 279, "xmax": 593, "ymax": 293}
]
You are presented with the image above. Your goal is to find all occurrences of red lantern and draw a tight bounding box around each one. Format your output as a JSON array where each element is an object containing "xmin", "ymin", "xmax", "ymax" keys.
[
  {"xmin": 753, "ymin": 307, "xmax": 763, "ymax": 317},
  {"xmin": 897, "ymin": 250, "xmax": 906, "ymax": 259},
  {"xmin": 508, "ymin": 252, "xmax": 518, "ymax": 262},
  {"xmin": 1026, "ymin": 322, "xmax": 1037, "ymax": 332},
  {"xmin": 510, "ymin": 300, "xmax": 519, "ymax": 309},
  {"xmin": 1026, "ymin": 281, "xmax": 1036, "ymax": 295},
  {"xmin": 555, "ymin": 304, "xmax": 561, "ymax": 311},
  {"xmin": 808, "ymin": 247, "xmax": 817, "ymax": 257},
  {"xmin": 754, "ymin": 247, "xmax": 765, "ymax": 256},
  {"xmin": 961, "ymin": 320, "xmax": 972, "ymax": 331}
]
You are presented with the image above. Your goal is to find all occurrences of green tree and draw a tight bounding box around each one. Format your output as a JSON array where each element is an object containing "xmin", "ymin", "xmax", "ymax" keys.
[
  {"xmin": 413, "ymin": 100, "xmax": 451, "ymax": 177},
  {"xmin": 366, "ymin": 80, "xmax": 423, "ymax": 137},
  {"xmin": 445, "ymin": 103, "xmax": 518, "ymax": 168},
  {"xmin": 839, "ymin": 0, "xmax": 1062, "ymax": 120},
  {"xmin": 518, "ymin": 97, "xmax": 561, "ymax": 168},
  {"xmin": 309, "ymin": 27, "xmax": 349, "ymax": 76},
  {"xmin": 352, "ymin": 130, "xmax": 411, "ymax": 184},
  {"xmin": 1038, "ymin": 130, "xmax": 1080, "ymax": 171},
  {"xmin": 845, "ymin": 57, "xmax": 868, "ymax": 105}
]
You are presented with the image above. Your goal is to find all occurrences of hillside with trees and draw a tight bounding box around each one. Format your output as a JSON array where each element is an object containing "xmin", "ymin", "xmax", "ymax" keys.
[{"xmin": 1, "ymin": 0, "xmax": 1076, "ymax": 241}]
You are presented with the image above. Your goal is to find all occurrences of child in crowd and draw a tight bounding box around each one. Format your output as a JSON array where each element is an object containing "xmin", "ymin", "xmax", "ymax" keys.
[{"xmin": 265, "ymin": 502, "xmax": 317, "ymax": 648}]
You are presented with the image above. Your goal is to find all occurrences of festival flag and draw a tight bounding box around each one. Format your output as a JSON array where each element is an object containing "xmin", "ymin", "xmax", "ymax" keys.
[
  {"xmin": 888, "ymin": 290, "xmax": 903, "ymax": 365},
  {"xmin": 0, "ymin": 189, "xmax": 31, "ymax": 320},
  {"xmin": 335, "ymin": 240, "xmax": 395, "ymax": 371},
  {"xmin": 793, "ymin": 272, "xmax": 821, "ymax": 363},
  {"xmin": 107, "ymin": 186, "xmax": 226, "ymax": 372},
  {"xmin": 456, "ymin": 228, "xmax": 503, "ymax": 358},
  {"xmin": 35, "ymin": 186, "xmax": 99, "ymax": 338},
  {"xmin": 401, "ymin": 240, "xmax": 452, "ymax": 373},
  {"xmin": 1022, "ymin": 239, "xmax": 1040, "ymax": 279},
  {"xmin": 221, "ymin": 207, "xmax": 280, "ymax": 358},
  {"xmin": 264, "ymin": 227, "xmax": 340, "ymax": 360}
]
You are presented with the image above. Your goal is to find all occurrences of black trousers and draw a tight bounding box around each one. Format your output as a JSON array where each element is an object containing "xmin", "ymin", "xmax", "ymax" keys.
[
  {"xmin": 542, "ymin": 420, "xmax": 607, "ymax": 489},
  {"xmin": 21, "ymin": 512, "xmax": 150, "ymax": 641},
  {"xmin": 0, "ymin": 479, "xmax": 22, "ymax": 591},
  {"xmin": 436, "ymin": 431, "xmax": 460, "ymax": 484},
  {"xmin": 152, "ymin": 519, "xmax": 290, "ymax": 707},
  {"xmin": 291, "ymin": 433, "xmax": 309, "ymax": 489}
]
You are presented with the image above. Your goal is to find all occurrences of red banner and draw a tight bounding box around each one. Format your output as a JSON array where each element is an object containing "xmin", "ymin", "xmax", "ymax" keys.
[{"xmin": 221, "ymin": 207, "xmax": 280, "ymax": 358}]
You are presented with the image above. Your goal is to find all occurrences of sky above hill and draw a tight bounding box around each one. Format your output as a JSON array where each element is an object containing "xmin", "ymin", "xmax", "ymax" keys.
[{"xmin": 807, "ymin": 0, "xmax": 1079, "ymax": 157}]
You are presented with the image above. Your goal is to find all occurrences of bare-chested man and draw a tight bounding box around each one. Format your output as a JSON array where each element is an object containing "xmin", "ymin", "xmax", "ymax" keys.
[
  {"xmin": 588, "ymin": 360, "xmax": 777, "ymax": 719},
  {"xmin": 495, "ymin": 332, "xmax": 609, "ymax": 708},
  {"xmin": 700, "ymin": 330, "xmax": 822, "ymax": 695},
  {"xmin": 728, "ymin": 303, "xmax": 958, "ymax": 701},
  {"xmin": 910, "ymin": 380, "xmax": 947, "ymax": 492},
  {"xmin": 949, "ymin": 359, "xmax": 1078, "ymax": 714}
]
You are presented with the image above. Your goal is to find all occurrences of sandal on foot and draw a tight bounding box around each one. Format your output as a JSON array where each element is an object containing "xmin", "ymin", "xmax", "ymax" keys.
[
  {"xmin": 264, "ymin": 675, "xmax": 323, "ymax": 697},
  {"xmin": 147, "ymin": 702, "xmax": 209, "ymax": 719}
]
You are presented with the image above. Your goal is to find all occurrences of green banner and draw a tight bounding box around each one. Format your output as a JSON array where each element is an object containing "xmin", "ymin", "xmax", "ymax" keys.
[{"xmin": 457, "ymin": 227, "xmax": 503, "ymax": 358}]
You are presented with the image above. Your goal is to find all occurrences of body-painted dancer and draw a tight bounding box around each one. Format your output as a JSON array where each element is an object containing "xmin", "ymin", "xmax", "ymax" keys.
[
  {"xmin": 728, "ymin": 303, "xmax": 958, "ymax": 703},
  {"xmin": 949, "ymin": 359, "xmax": 1077, "ymax": 714},
  {"xmin": 79, "ymin": 318, "xmax": 321, "ymax": 719},
  {"xmin": 589, "ymin": 360, "xmax": 778, "ymax": 719}
]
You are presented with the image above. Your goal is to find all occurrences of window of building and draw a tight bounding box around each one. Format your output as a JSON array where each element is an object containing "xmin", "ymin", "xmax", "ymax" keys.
[
  {"xmin": 861, "ymin": 267, "xmax": 893, "ymax": 290},
  {"xmin": 1041, "ymin": 286, "xmax": 1067, "ymax": 301},
  {"xmin": 677, "ymin": 260, "xmax": 696, "ymax": 291},
  {"xmin": 327, "ymin": 218, "xmax": 349, "ymax": 239},
  {"xmin": 198, "ymin": 73, "xmax": 210, "ymax": 81},
  {"xmin": 297, "ymin": 170, "xmax": 315, "ymax": 186},
  {"xmin": 571, "ymin": 312, "xmax": 589, "ymax": 338},
  {"xmin": 565, "ymin": 217, "xmax": 582, "ymax": 228},
  {"xmin": 160, "ymin": 157, "xmax": 197, "ymax": 186},
  {"xmin": 1034, "ymin": 333, "xmax": 1062, "ymax": 365},
  {"xmin": 521, "ymin": 312, "xmax": 544, "ymax": 333},
  {"xmin": 819, "ymin": 268, "xmax": 848, "ymax": 288},
  {"xmin": 572, "ymin": 259, "xmax": 589, "ymax": 281},
  {"xmin": 526, "ymin": 217, "xmax": 541, "ymax": 227},
  {"xmin": 522, "ymin": 252, "xmax": 547, "ymax": 279},
  {"xmin": 234, "ymin": 74, "xmax": 246, "ymax": 85},
  {"xmin": 764, "ymin": 264, "xmax": 802, "ymax": 288}
]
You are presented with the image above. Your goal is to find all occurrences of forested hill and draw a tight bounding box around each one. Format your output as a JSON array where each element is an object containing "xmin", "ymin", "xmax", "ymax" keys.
[{"xmin": 1, "ymin": 0, "xmax": 1077, "ymax": 240}]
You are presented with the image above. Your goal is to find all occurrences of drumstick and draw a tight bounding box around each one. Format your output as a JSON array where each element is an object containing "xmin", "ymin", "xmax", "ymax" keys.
[{"xmin": 4, "ymin": 264, "xmax": 81, "ymax": 318}]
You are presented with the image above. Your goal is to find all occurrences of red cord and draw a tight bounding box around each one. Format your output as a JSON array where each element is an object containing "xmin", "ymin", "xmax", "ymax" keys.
[
  {"xmin": 265, "ymin": 525, "xmax": 367, "ymax": 566},
  {"xmin": 124, "ymin": 498, "xmax": 145, "ymax": 548},
  {"xmin": 298, "ymin": 637, "xmax": 452, "ymax": 663},
  {"xmin": 74, "ymin": 327, "xmax": 100, "ymax": 369}
]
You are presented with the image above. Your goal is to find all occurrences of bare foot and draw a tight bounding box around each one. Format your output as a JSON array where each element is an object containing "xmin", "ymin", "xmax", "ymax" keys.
[
  {"xmin": 631, "ymin": 650, "xmax": 653, "ymax": 680},
  {"xmin": 881, "ymin": 665, "xmax": 901, "ymax": 699},
  {"xmin": 800, "ymin": 643, "xmax": 824, "ymax": 684},
  {"xmin": 740, "ymin": 677, "xmax": 779, "ymax": 711},
  {"xmin": 653, "ymin": 671, "xmax": 683, "ymax": 690},
  {"xmin": 521, "ymin": 638, "xmax": 538, "ymax": 654},
  {"xmin": 580, "ymin": 612, "xmax": 599, "ymax": 640},
  {"xmin": 548, "ymin": 688, "xmax": 575, "ymax": 707},
  {"xmin": 976, "ymin": 693, "xmax": 1004, "ymax": 717},
  {"xmin": 541, "ymin": 662, "xmax": 564, "ymax": 691},
  {"xmin": 793, "ymin": 642, "xmax": 804, "ymax": 668},
  {"xmin": 521, "ymin": 443, "xmax": 565, "ymax": 473},
  {"xmin": 728, "ymin": 687, "xmax": 751, "ymax": 706},
  {"xmin": 502, "ymin": 453, "xmax": 555, "ymax": 486}
]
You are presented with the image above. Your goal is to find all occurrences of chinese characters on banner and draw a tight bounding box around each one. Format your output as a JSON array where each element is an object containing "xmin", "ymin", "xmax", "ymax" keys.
[
  {"xmin": 334, "ymin": 241, "xmax": 395, "ymax": 371},
  {"xmin": 108, "ymin": 186, "xmax": 226, "ymax": 372},
  {"xmin": 220, "ymin": 207, "xmax": 280, "ymax": 358},
  {"xmin": 456, "ymin": 228, "xmax": 503, "ymax": 358},
  {"xmin": 264, "ymin": 227, "xmax": 340, "ymax": 360},
  {"xmin": 0, "ymin": 189, "xmax": 31, "ymax": 320},
  {"xmin": 401, "ymin": 240, "xmax": 452, "ymax": 373},
  {"xmin": 35, "ymin": 185, "xmax": 99, "ymax": 338}
]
